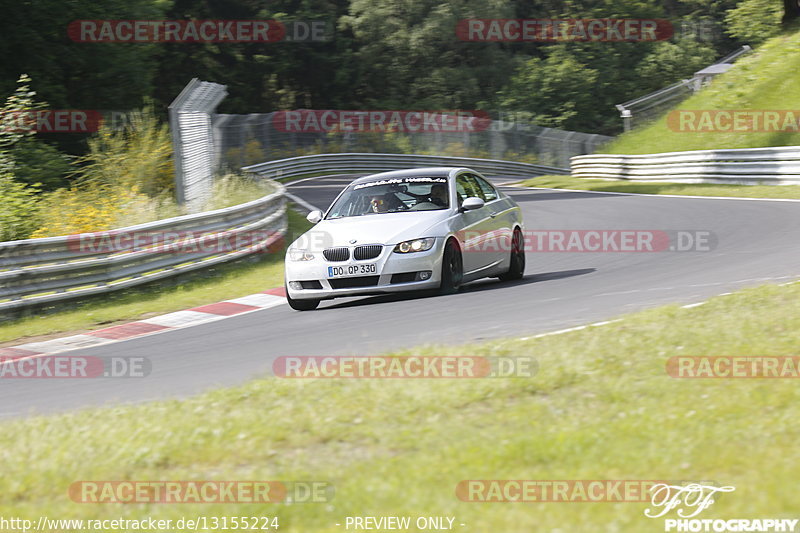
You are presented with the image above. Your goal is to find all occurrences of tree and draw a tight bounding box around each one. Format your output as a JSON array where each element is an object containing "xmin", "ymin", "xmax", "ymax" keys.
[
  {"xmin": 340, "ymin": 0, "xmax": 516, "ymax": 109},
  {"xmin": 725, "ymin": 0, "xmax": 783, "ymax": 44},
  {"xmin": 635, "ymin": 40, "xmax": 717, "ymax": 93},
  {"xmin": 499, "ymin": 46, "xmax": 599, "ymax": 131},
  {"xmin": 784, "ymin": 0, "xmax": 800, "ymax": 24}
]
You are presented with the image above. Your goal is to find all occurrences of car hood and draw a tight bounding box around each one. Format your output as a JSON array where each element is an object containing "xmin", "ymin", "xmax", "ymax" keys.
[{"xmin": 298, "ymin": 211, "xmax": 453, "ymax": 249}]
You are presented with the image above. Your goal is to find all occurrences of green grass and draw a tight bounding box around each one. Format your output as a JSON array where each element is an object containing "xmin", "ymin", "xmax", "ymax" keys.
[
  {"xmin": 604, "ymin": 27, "xmax": 800, "ymax": 154},
  {"xmin": 0, "ymin": 210, "xmax": 311, "ymax": 345},
  {"xmin": 521, "ymin": 174, "xmax": 800, "ymax": 199},
  {"xmin": 1, "ymin": 281, "xmax": 799, "ymax": 531}
]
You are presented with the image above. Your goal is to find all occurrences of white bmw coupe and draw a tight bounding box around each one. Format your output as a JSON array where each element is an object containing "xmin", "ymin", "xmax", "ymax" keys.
[{"xmin": 284, "ymin": 167, "xmax": 525, "ymax": 310}]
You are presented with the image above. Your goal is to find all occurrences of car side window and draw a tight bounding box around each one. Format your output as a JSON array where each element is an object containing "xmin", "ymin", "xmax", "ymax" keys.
[
  {"xmin": 455, "ymin": 175, "xmax": 470, "ymax": 205},
  {"xmin": 473, "ymin": 175, "xmax": 498, "ymax": 201},
  {"xmin": 456, "ymin": 174, "xmax": 484, "ymax": 205}
]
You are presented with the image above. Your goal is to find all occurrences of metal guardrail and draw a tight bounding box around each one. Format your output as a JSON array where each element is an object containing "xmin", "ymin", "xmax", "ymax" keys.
[
  {"xmin": 242, "ymin": 152, "xmax": 569, "ymax": 180},
  {"xmin": 0, "ymin": 184, "xmax": 287, "ymax": 316},
  {"xmin": 570, "ymin": 146, "xmax": 800, "ymax": 184}
]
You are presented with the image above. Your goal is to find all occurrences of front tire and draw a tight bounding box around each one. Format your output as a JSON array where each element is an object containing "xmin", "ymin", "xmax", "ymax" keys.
[
  {"xmin": 286, "ymin": 288, "xmax": 320, "ymax": 311},
  {"xmin": 499, "ymin": 228, "xmax": 525, "ymax": 281},
  {"xmin": 439, "ymin": 239, "xmax": 463, "ymax": 295}
]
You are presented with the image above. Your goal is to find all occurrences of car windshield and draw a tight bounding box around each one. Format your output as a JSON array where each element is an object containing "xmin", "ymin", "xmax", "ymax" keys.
[{"xmin": 326, "ymin": 177, "xmax": 450, "ymax": 219}]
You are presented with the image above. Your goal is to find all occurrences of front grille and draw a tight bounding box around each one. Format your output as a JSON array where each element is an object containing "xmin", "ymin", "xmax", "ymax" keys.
[
  {"xmin": 299, "ymin": 280, "xmax": 323, "ymax": 289},
  {"xmin": 353, "ymin": 245, "xmax": 382, "ymax": 260},
  {"xmin": 323, "ymin": 247, "xmax": 349, "ymax": 262},
  {"xmin": 329, "ymin": 276, "xmax": 380, "ymax": 289},
  {"xmin": 390, "ymin": 272, "xmax": 417, "ymax": 284}
]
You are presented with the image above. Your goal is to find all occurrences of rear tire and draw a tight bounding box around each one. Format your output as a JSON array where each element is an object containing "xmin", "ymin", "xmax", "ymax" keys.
[
  {"xmin": 286, "ymin": 288, "xmax": 320, "ymax": 311},
  {"xmin": 499, "ymin": 228, "xmax": 525, "ymax": 281},
  {"xmin": 439, "ymin": 239, "xmax": 463, "ymax": 295}
]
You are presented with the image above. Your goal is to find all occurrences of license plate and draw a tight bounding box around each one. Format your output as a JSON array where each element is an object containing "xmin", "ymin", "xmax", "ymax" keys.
[{"xmin": 328, "ymin": 264, "xmax": 377, "ymax": 278}]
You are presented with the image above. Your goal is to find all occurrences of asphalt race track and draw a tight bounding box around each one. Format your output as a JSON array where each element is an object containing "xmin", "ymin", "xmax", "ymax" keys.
[{"xmin": 2, "ymin": 175, "xmax": 799, "ymax": 417}]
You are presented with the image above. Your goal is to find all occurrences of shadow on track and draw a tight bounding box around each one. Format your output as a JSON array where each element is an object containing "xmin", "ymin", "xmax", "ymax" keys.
[
  {"xmin": 459, "ymin": 268, "xmax": 596, "ymax": 294},
  {"xmin": 320, "ymin": 268, "xmax": 596, "ymax": 310}
]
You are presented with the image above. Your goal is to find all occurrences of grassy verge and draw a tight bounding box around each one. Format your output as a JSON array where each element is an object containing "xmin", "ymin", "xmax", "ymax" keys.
[
  {"xmin": 521, "ymin": 174, "xmax": 800, "ymax": 199},
  {"xmin": 0, "ymin": 210, "xmax": 310, "ymax": 345},
  {"xmin": 2, "ymin": 282, "xmax": 799, "ymax": 531},
  {"xmin": 603, "ymin": 28, "xmax": 800, "ymax": 154}
]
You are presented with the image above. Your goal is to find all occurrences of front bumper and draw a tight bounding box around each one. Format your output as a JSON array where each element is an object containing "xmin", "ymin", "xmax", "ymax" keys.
[{"xmin": 285, "ymin": 239, "xmax": 445, "ymax": 300}]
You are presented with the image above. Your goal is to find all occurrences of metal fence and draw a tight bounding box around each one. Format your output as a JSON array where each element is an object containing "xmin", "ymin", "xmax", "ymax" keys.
[
  {"xmin": 571, "ymin": 146, "xmax": 800, "ymax": 184},
  {"xmin": 615, "ymin": 45, "xmax": 752, "ymax": 131},
  {"xmin": 214, "ymin": 112, "xmax": 611, "ymax": 172},
  {"xmin": 169, "ymin": 78, "xmax": 228, "ymax": 212},
  {"xmin": 0, "ymin": 185, "xmax": 286, "ymax": 318}
]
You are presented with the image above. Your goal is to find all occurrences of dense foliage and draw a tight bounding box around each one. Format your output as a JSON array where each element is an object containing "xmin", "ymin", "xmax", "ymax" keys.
[
  {"xmin": 0, "ymin": 0, "xmax": 793, "ymax": 239},
  {"xmin": 0, "ymin": 0, "xmax": 787, "ymax": 136}
]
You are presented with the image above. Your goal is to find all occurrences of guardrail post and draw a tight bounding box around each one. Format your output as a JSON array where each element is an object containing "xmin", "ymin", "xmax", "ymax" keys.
[{"xmin": 169, "ymin": 78, "xmax": 228, "ymax": 212}]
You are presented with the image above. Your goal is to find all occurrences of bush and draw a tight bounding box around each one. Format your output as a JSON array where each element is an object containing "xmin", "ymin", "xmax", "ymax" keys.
[
  {"xmin": 75, "ymin": 104, "xmax": 174, "ymax": 197},
  {"xmin": 8, "ymin": 137, "xmax": 72, "ymax": 190},
  {"xmin": 30, "ymin": 184, "xmax": 133, "ymax": 237},
  {"xmin": 30, "ymin": 174, "xmax": 272, "ymax": 238},
  {"xmin": 0, "ymin": 172, "xmax": 40, "ymax": 241},
  {"xmin": 30, "ymin": 104, "xmax": 180, "ymax": 237}
]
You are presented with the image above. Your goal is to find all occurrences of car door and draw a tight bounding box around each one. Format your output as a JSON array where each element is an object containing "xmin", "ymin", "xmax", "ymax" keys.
[
  {"xmin": 472, "ymin": 174, "xmax": 513, "ymax": 262},
  {"xmin": 454, "ymin": 172, "xmax": 497, "ymax": 274}
]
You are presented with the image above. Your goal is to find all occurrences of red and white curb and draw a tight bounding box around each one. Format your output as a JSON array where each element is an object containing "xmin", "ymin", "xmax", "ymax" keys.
[{"xmin": 0, "ymin": 288, "xmax": 287, "ymax": 360}]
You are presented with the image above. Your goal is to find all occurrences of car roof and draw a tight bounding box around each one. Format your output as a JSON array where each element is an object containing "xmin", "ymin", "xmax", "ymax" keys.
[{"xmin": 351, "ymin": 167, "xmax": 471, "ymax": 185}]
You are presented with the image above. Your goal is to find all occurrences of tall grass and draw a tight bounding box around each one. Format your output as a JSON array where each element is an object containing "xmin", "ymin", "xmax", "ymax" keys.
[
  {"xmin": 76, "ymin": 105, "xmax": 174, "ymax": 196},
  {"xmin": 29, "ymin": 108, "xmax": 271, "ymax": 239}
]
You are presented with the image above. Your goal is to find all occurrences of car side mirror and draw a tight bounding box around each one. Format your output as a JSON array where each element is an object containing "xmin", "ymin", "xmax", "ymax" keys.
[
  {"xmin": 306, "ymin": 210, "xmax": 323, "ymax": 224},
  {"xmin": 460, "ymin": 197, "xmax": 485, "ymax": 212}
]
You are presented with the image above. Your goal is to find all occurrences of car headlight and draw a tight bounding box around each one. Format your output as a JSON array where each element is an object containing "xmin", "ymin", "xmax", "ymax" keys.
[
  {"xmin": 394, "ymin": 238, "xmax": 435, "ymax": 253},
  {"xmin": 288, "ymin": 249, "xmax": 315, "ymax": 261}
]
